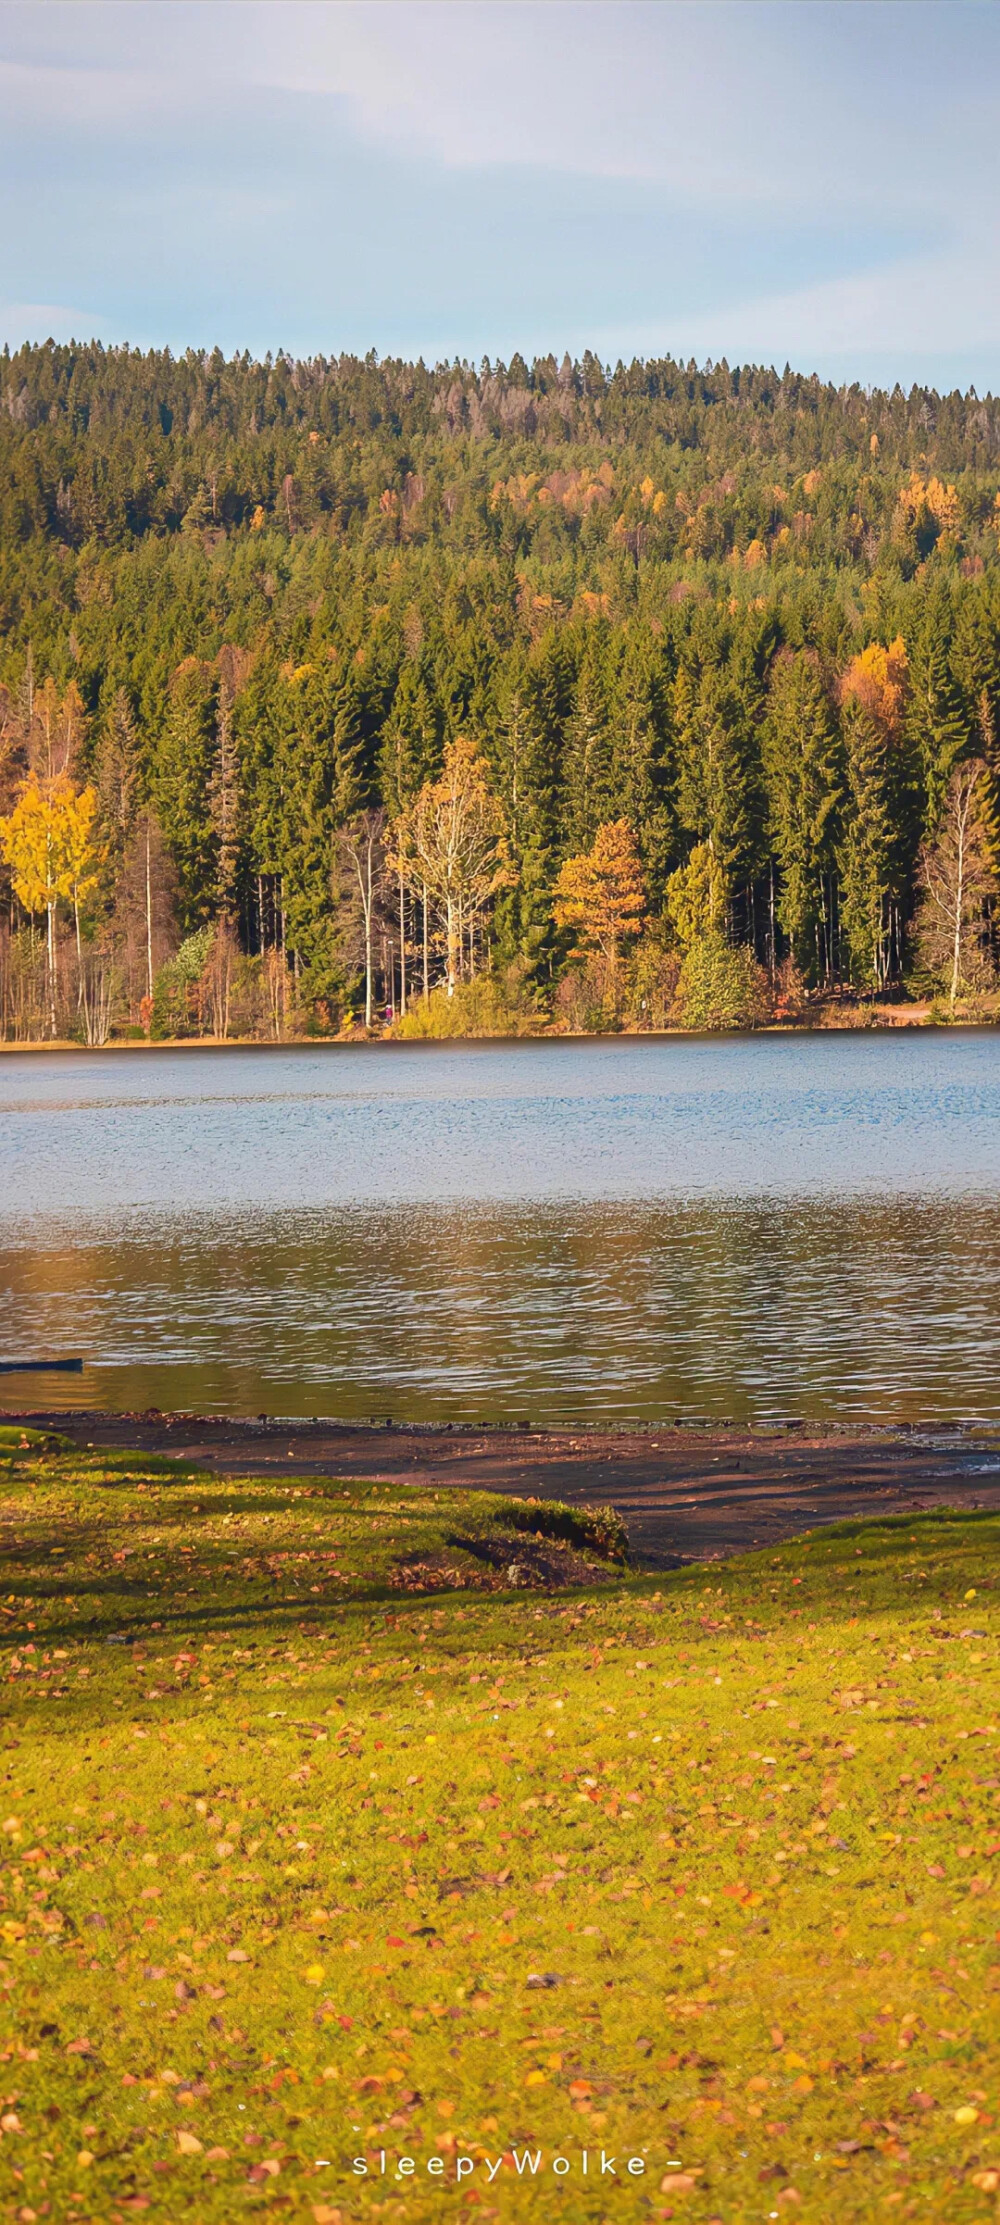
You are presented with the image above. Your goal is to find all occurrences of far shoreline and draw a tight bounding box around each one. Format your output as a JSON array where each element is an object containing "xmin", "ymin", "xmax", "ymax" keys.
[{"xmin": 3, "ymin": 1004, "xmax": 997, "ymax": 1054}]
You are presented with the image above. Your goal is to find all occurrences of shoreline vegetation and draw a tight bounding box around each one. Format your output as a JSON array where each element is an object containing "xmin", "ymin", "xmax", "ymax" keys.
[
  {"xmin": 6, "ymin": 346, "xmax": 1000, "ymax": 1045},
  {"xmin": 0, "ymin": 1000, "xmax": 992, "ymax": 1050},
  {"xmin": 0, "ymin": 1427, "xmax": 997, "ymax": 2221}
]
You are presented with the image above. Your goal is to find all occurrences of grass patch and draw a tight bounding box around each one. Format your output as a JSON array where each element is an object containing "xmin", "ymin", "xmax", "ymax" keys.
[
  {"xmin": 0, "ymin": 1428, "xmax": 71, "ymax": 1456},
  {"xmin": 0, "ymin": 1447, "xmax": 997, "ymax": 2220}
]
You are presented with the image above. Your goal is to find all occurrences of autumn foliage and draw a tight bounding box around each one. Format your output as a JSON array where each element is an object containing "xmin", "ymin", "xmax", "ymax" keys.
[
  {"xmin": 839, "ymin": 637, "xmax": 909, "ymax": 741},
  {"xmin": 552, "ymin": 819, "xmax": 647, "ymax": 964}
]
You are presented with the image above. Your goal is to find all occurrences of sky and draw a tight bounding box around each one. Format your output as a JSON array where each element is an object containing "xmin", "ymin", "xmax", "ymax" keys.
[{"xmin": 0, "ymin": 0, "xmax": 999, "ymax": 391}]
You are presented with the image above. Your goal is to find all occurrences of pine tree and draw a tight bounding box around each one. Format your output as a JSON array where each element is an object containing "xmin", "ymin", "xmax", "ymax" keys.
[
  {"xmin": 209, "ymin": 652, "xmax": 246, "ymax": 919},
  {"xmin": 561, "ymin": 630, "xmax": 614, "ymax": 852},
  {"xmin": 763, "ymin": 650, "xmax": 841, "ymax": 979},
  {"xmin": 489, "ymin": 636, "xmax": 574, "ymax": 975},
  {"xmin": 154, "ymin": 660, "xmax": 219, "ymax": 929},
  {"xmin": 95, "ymin": 687, "xmax": 141, "ymax": 871},
  {"xmin": 838, "ymin": 698, "xmax": 895, "ymax": 987},
  {"xmin": 675, "ymin": 659, "xmax": 765, "ymax": 927},
  {"xmin": 607, "ymin": 631, "xmax": 676, "ymax": 902},
  {"xmin": 907, "ymin": 590, "xmax": 970, "ymax": 825},
  {"xmin": 950, "ymin": 594, "xmax": 1000, "ymax": 868}
]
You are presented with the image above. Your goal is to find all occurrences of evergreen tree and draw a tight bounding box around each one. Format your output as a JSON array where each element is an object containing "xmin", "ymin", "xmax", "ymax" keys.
[
  {"xmin": 838, "ymin": 697, "xmax": 896, "ymax": 987},
  {"xmin": 675, "ymin": 657, "xmax": 765, "ymax": 928},
  {"xmin": 377, "ymin": 656, "xmax": 443, "ymax": 818},
  {"xmin": 561, "ymin": 629, "xmax": 614, "ymax": 852},
  {"xmin": 907, "ymin": 589, "xmax": 970, "ymax": 824},
  {"xmin": 154, "ymin": 659, "xmax": 218, "ymax": 929},
  {"xmin": 489, "ymin": 635, "xmax": 573, "ymax": 974},
  {"xmin": 763, "ymin": 651, "xmax": 841, "ymax": 978},
  {"xmin": 94, "ymin": 687, "xmax": 141, "ymax": 875},
  {"xmin": 607, "ymin": 631, "xmax": 676, "ymax": 902}
]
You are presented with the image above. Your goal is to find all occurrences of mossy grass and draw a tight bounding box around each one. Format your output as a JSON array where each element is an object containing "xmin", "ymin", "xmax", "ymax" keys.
[{"xmin": 0, "ymin": 1445, "xmax": 997, "ymax": 2221}]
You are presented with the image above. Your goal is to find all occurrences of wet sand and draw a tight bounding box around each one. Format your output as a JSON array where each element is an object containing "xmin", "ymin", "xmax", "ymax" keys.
[{"xmin": 8, "ymin": 1409, "xmax": 1000, "ymax": 1568}]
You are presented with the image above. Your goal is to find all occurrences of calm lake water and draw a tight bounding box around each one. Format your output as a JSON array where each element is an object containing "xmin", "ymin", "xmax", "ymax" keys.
[{"xmin": 2, "ymin": 1034, "xmax": 1000, "ymax": 1425}]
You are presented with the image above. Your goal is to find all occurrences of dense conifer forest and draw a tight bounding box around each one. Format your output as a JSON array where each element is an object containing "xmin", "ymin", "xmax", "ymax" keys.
[{"xmin": 3, "ymin": 338, "xmax": 1000, "ymax": 1038}]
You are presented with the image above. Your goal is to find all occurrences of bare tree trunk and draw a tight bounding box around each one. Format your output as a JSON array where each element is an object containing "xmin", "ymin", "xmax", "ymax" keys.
[
  {"xmin": 422, "ymin": 882, "xmax": 429, "ymax": 1001},
  {"xmin": 446, "ymin": 893, "xmax": 457, "ymax": 996},
  {"xmin": 145, "ymin": 822, "xmax": 154, "ymax": 1000},
  {"xmin": 46, "ymin": 900, "xmax": 56, "ymax": 1038},
  {"xmin": 951, "ymin": 786, "xmax": 969, "ymax": 1009},
  {"xmin": 399, "ymin": 870, "xmax": 407, "ymax": 1016}
]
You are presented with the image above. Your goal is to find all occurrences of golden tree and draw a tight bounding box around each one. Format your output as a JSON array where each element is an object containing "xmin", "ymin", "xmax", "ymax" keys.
[
  {"xmin": 839, "ymin": 637, "xmax": 909, "ymax": 740},
  {"xmin": 552, "ymin": 818, "xmax": 646, "ymax": 968},
  {"xmin": 391, "ymin": 738, "xmax": 511, "ymax": 996},
  {"xmin": 0, "ymin": 776, "xmax": 100, "ymax": 1035},
  {"xmin": 665, "ymin": 839, "xmax": 727, "ymax": 950}
]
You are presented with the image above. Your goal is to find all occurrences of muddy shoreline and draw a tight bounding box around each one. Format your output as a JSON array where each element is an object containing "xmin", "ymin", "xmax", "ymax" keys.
[{"xmin": 7, "ymin": 1408, "xmax": 1000, "ymax": 1568}]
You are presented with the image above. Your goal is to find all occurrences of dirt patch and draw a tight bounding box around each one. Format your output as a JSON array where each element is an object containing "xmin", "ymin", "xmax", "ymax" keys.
[
  {"xmin": 8, "ymin": 1408, "xmax": 1000, "ymax": 1568},
  {"xmin": 388, "ymin": 1532, "xmax": 615, "ymax": 1593}
]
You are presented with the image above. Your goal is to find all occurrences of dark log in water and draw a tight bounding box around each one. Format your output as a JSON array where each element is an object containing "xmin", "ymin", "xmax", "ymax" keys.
[{"xmin": 0, "ymin": 1358, "xmax": 83, "ymax": 1373}]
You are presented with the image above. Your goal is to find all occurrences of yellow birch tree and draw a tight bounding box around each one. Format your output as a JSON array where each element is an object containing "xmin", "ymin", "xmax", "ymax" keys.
[
  {"xmin": 390, "ymin": 738, "xmax": 511, "ymax": 996},
  {"xmin": 0, "ymin": 776, "xmax": 100, "ymax": 1036}
]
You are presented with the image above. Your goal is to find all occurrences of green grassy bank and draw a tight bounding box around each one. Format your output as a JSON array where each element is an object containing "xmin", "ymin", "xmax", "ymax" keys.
[{"xmin": 0, "ymin": 1434, "xmax": 997, "ymax": 2223}]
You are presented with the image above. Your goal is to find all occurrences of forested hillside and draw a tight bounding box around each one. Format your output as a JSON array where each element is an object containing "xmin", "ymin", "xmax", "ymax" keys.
[{"xmin": 3, "ymin": 339, "xmax": 1000, "ymax": 1038}]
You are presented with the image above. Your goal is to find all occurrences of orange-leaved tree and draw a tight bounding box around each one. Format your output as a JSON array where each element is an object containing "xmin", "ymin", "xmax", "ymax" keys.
[
  {"xmin": 552, "ymin": 819, "xmax": 646, "ymax": 968},
  {"xmin": 839, "ymin": 637, "xmax": 909, "ymax": 741}
]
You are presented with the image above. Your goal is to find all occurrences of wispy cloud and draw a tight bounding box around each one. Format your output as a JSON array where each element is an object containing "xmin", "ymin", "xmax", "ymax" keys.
[{"xmin": 0, "ymin": 1, "xmax": 997, "ymax": 383}]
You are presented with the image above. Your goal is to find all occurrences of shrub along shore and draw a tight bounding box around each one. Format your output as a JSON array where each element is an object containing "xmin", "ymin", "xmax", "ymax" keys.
[
  {"xmin": 0, "ymin": 995, "xmax": 987, "ymax": 1051},
  {"xmin": 0, "ymin": 1430, "xmax": 996, "ymax": 2220}
]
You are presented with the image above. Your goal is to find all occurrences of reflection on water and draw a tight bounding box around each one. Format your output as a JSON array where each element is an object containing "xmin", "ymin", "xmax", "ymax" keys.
[{"xmin": 1, "ymin": 1037, "xmax": 999, "ymax": 1423}]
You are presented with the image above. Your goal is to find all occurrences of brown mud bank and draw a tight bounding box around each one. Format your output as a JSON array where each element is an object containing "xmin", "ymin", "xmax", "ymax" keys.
[{"xmin": 7, "ymin": 1408, "xmax": 1000, "ymax": 1568}]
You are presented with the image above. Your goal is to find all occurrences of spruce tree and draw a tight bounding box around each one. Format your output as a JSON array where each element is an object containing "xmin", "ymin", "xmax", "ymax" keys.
[
  {"xmin": 676, "ymin": 658, "xmax": 765, "ymax": 929},
  {"xmin": 95, "ymin": 687, "xmax": 142, "ymax": 872},
  {"xmin": 838, "ymin": 697, "xmax": 895, "ymax": 987},
  {"xmin": 763, "ymin": 651, "xmax": 841, "ymax": 978},
  {"xmin": 607, "ymin": 630, "xmax": 676, "ymax": 903},
  {"xmin": 154, "ymin": 659, "xmax": 219, "ymax": 928},
  {"xmin": 907, "ymin": 588, "xmax": 970, "ymax": 825},
  {"xmin": 561, "ymin": 628, "xmax": 614, "ymax": 852}
]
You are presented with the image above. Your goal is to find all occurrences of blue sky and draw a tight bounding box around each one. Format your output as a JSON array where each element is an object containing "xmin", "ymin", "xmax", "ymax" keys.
[{"xmin": 1, "ymin": 0, "xmax": 998, "ymax": 389}]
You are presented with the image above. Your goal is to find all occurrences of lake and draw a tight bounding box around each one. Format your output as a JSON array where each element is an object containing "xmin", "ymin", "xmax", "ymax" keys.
[{"xmin": 1, "ymin": 1033, "xmax": 999, "ymax": 1425}]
